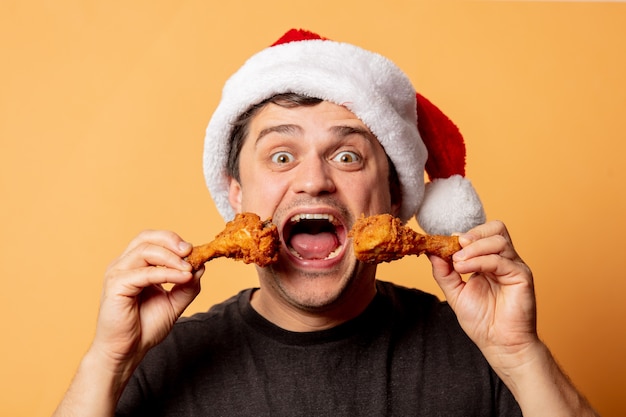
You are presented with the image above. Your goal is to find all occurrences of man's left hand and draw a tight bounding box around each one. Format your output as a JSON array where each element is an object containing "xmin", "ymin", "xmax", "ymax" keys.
[{"xmin": 429, "ymin": 220, "xmax": 539, "ymax": 367}]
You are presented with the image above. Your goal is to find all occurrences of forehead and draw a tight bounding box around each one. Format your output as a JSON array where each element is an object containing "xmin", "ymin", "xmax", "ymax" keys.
[
  {"xmin": 249, "ymin": 100, "xmax": 374, "ymax": 136},
  {"xmin": 247, "ymin": 103, "xmax": 389, "ymax": 159}
]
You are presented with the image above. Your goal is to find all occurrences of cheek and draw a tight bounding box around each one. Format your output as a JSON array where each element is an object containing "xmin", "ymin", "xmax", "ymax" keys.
[
  {"xmin": 239, "ymin": 174, "xmax": 289, "ymax": 216},
  {"xmin": 343, "ymin": 171, "xmax": 393, "ymax": 213}
]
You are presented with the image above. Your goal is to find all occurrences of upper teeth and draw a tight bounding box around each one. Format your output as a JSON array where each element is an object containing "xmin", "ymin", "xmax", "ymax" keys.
[{"xmin": 290, "ymin": 213, "xmax": 336, "ymax": 223}]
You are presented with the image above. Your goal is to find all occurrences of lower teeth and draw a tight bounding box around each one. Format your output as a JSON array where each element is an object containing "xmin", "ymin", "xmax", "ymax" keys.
[{"xmin": 289, "ymin": 246, "xmax": 342, "ymax": 260}]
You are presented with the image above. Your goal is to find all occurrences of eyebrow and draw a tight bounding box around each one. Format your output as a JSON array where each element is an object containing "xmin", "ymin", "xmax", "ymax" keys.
[
  {"xmin": 256, "ymin": 124, "xmax": 302, "ymax": 142},
  {"xmin": 256, "ymin": 124, "xmax": 376, "ymax": 143},
  {"xmin": 329, "ymin": 125, "xmax": 376, "ymax": 142}
]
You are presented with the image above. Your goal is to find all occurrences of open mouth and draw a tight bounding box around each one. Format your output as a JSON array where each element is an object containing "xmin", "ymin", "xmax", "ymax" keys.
[{"xmin": 282, "ymin": 213, "xmax": 346, "ymax": 261}]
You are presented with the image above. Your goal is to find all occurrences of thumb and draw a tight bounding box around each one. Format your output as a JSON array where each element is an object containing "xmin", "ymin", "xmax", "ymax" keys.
[
  {"xmin": 428, "ymin": 254, "xmax": 464, "ymax": 304},
  {"xmin": 169, "ymin": 267, "xmax": 204, "ymax": 317}
]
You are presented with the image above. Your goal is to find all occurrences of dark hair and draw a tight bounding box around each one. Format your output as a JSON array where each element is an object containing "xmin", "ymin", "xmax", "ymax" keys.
[
  {"xmin": 227, "ymin": 93, "xmax": 322, "ymax": 181},
  {"xmin": 226, "ymin": 92, "xmax": 401, "ymax": 207}
]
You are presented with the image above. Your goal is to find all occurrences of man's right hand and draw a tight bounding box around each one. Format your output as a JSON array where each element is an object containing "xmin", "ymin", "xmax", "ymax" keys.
[
  {"xmin": 53, "ymin": 230, "xmax": 202, "ymax": 417},
  {"xmin": 92, "ymin": 230, "xmax": 202, "ymax": 376}
]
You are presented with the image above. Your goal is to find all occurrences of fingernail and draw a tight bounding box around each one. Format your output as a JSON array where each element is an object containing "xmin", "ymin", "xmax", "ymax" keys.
[
  {"xmin": 458, "ymin": 233, "xmax": 474, "ymax": 246},
  {"xmin": 179, "ymin": 241, "xmax": 192, "ymax": 252}
]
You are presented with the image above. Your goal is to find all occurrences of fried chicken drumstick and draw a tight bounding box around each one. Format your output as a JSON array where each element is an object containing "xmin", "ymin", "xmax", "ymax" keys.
[
  {"xmin": 185, "ymin": 213, "xmax": 279, "ymax": 270},
  {"xmin": 348, "ymin": 214, "xmax": 461, "ymax": 263}
]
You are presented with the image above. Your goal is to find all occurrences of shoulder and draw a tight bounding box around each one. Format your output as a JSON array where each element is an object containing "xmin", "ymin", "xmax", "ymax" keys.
[
  {"xmin": 154, "ymin": 288, "xmax": 254, "ymax": 353},
  {"xmin": 374, "ymin": 280, "xmax": 469, "ymax": 342}
]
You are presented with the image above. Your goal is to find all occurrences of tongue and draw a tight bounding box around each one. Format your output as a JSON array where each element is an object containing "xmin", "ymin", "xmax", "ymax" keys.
[{"xmin": 290, "ymin": 232, "xmax": 339, "ymax": 260}]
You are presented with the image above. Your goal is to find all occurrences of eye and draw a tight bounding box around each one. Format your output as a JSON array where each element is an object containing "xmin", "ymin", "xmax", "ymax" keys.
[
  {"xmin": 271, "ymin": 151, "xmax": 294, "ymax": 165},
  {"xmin": 332, "ymin": 151, "xmax": 360, "ymax": 164}
]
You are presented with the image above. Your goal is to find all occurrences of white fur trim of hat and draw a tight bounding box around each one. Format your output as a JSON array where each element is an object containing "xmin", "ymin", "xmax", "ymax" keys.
[{"xmin": 203, "ymin": 29, "xmax": 486, "ymax": 235}]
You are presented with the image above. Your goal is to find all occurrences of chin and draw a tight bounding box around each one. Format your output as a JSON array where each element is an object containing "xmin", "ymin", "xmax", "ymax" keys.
[
  {"xmin": 285, "ymin": 283, "xmax": 347, "ymax": 312},
  {"xmin": 265, "ymin": 258, "xmax": 372, "ymax": 313}
]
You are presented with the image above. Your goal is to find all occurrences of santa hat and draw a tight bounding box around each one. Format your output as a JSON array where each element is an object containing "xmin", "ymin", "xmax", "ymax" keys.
[{"xmin": 203, "ymin": 29, "xmax": 485, "ymax": 235}]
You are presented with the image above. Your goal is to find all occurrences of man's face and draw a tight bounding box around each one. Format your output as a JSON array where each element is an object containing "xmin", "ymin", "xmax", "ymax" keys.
[{"xmin": 228, "ymin": 100, "xmax": 398, "ymax": 312}]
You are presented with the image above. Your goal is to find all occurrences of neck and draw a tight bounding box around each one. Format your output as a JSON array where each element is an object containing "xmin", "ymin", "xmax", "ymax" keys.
[{"xmin": 250, "ymin": 277, "xmax": 377, "ymax": 332}]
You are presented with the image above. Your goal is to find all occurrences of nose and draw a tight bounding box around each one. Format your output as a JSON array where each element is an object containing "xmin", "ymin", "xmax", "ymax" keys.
[{"xmin": 292, "ymin": 157, "xmax": 336, "ymax": 196}]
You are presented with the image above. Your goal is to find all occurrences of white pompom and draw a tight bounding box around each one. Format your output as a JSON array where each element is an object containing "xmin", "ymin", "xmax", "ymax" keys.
[{"xmin": 416, "ymin": 175, "xmax": 486, "ymax": 235}]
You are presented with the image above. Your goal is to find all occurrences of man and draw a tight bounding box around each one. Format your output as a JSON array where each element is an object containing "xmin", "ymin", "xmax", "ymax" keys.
[{"xmin": 53, "ymin": 29, "xmax": 598, "ymax": 416}]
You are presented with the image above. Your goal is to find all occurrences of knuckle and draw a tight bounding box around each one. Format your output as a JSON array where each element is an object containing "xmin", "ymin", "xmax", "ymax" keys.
[
  {"xmin": 135, "ymin": 241, "xmax": 155, "ymax": 257},
  {"xmin": 488, "ymin": 219, "xmax": 510, "ymax": 237},
  {"xmin": 491, "ymin": 234, "xmax": 509, "ymax": 251},
  {"xmin": 127, "ymin": 229, "xmax": 155, "ymax": 247},
  {"xmin": 490, "ymin": 219, "xmax": 505, "ymax": 229}
]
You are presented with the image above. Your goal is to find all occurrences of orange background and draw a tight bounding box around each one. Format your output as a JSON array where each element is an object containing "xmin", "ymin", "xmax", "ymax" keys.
[{"xmin": 1, "ymin": 1, "xmax": 625, "ymax": 416}]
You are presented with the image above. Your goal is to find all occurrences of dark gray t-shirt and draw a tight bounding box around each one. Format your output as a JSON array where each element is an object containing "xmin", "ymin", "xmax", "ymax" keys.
[{"xmin": 116, "ymin": 280, "xmax": 522, "ymax": 416}]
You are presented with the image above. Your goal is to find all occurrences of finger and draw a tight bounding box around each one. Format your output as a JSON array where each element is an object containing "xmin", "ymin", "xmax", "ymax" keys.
[
  {"xmin": 169, "ymin": 267, "xmax": 204, "ymax": 316},
  {"xmin": 121, "ymin": 230, "xmax": 193, "ymax": 259},
  {"xmin": 454, "ymin": 221, "xmax": 522, "ymax": 264},
  {"xmin": 106, "ymin": 264, "xmax": 194, "ymax": 298},
  {"xmin": 114, "ymin": 240, "xmax": 193, "ymax": 272},
  {"xmin": 429, "ymin": 253, "xmax": 454, "ymax": 277},
  {"xmin": 453, "ymin": 253, "xmax": 532, "ymax": 286},
  {"xmin": 454, "ymin": 234, "xmax": 518, "ymax": 263},
  {"xmin": 428, "ymin": 254, "xmax": 466, "ymax": 301},
  {"xmin": 461, "ymin": 220, "xmax": 512, "ymax": 243}
]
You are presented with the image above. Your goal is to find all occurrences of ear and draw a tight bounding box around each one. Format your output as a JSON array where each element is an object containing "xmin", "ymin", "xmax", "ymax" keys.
[
  {"xmin": 389, "ymin": 174, "xmax": 402, "ymax": 219},
  {"xmin": 228, "ymin": 177, "xmax": 243, "ymax": 214},
  {"xmin": 386, "ymin": 155, "xmax": 402, "ymax": 219},
  {"xmin": 390, "ymin": 199, "xmax": 401, "ymax": 219}
]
